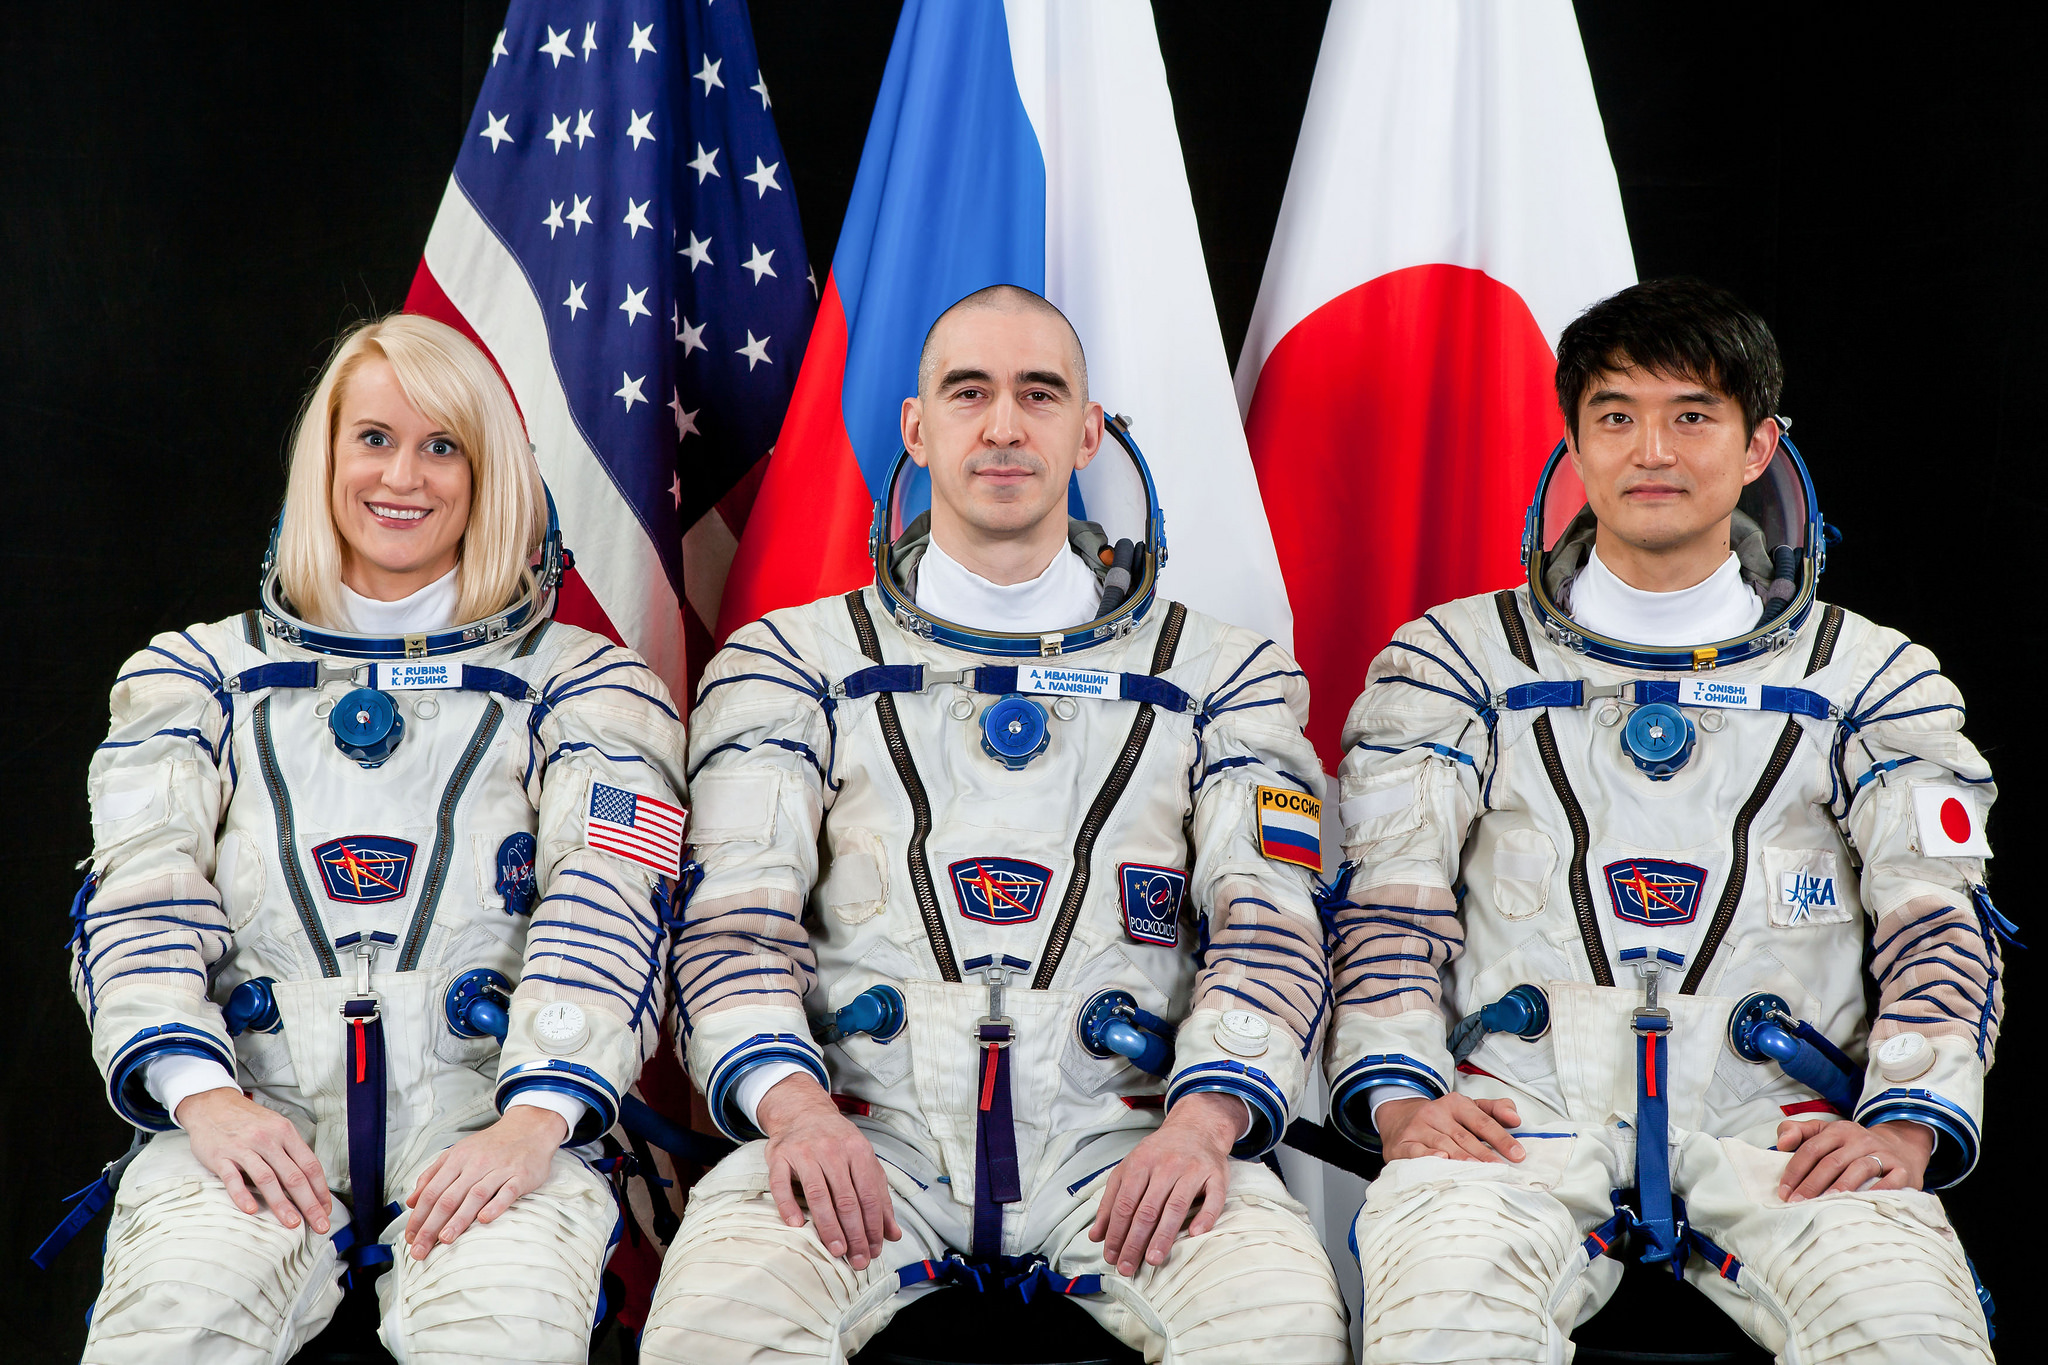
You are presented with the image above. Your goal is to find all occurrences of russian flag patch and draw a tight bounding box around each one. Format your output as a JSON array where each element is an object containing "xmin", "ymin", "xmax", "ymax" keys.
[{"xmin": 1255, "ymin": 785, "xmax": 1322, "ymax": 870}]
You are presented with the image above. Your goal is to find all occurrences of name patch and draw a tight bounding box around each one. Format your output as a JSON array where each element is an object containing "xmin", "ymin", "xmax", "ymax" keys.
[
  {"xmin": 1604, "ymin": 858, "xmax": 1707, "ymax": 926},
  {"xmin": 1119, "ymin": 863, "xmax": 1187, "ymax": 946},
  {"xmin": 313, "ymin": 835, "xmax": 418, "ymax": 904},
  {"xmin": 1017, "ymin": 665, "xmax": 1119, "ymax": 700},
  {"xmin": 948, "ymin": 857, "xmax": 1052, "ymax": 925},
  {"xmin": 1256, "ymin": 785, "xmax": 1323, "ymax": 870},
  {"xmin": 374, "ymin": 661, "xmax": 459, "ymax": 690},
  {"xmin": 1676, "ymin": 678, "xmax": 1760, "ymax": 710}
]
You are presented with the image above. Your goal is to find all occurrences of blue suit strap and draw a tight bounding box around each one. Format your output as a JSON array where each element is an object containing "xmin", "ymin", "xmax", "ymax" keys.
[
  {"xmin": 459, "ymin": 665, "xmax": 537, "ymax": 703},
  {"xmin": 1500, "ymin": 680, "xmax": 1585, "ymax": 711},
  {"xmin": 230, "ymin": 661, "xmax": 320, "ymax": 693},
  {"xmin": 1634, "ymin": 679, "xmax": 1835, "ymax": 720},
  {"xmin": 834, "ymin": 663, "xmax": 1192, "ymax": 712}
]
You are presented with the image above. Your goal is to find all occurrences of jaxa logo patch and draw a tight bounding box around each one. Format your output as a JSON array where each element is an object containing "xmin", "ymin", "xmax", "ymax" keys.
[
  {"xmin": 495, "ymin": 832, "xmax": 538, "ymax": 917},
  {"xmin": 948, "ymin": 858, "xmax": 1052, "ymax": 925},
  {"xmin": 1604, "ymin": 858, "xmax": 1708, "ymax": 927},
  {"xmin": 313, "ymin": 835, "xmax": 417, "ymax": 904},
  {"xmin": 1779, "ymin": 870, "xmax": 1838, "ymax": 923},
  {"xmin": 1119, "ymin": 864, "xmax": 1187, "ymax": 946}
]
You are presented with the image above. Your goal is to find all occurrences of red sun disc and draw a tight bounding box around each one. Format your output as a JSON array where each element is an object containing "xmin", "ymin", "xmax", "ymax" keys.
[{"xmin": 1939, "ymin": 797, "xmax": 1971, "ymax": 844}]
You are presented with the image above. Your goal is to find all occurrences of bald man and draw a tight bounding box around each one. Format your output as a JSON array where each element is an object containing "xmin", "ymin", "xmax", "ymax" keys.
[{"xmin": 639, "ymin": 286, "xmax": 1348, "ymax": 1364}]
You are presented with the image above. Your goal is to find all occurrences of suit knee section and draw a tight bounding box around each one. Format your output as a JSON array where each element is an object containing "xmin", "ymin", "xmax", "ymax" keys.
[
  {"xmin": 1741, "ymin": 1193, "xmax": 1991, "ymax": 1365},
  {"xmin": 380, "ymin": 1155, "xmax": 615, "ymax": 1365},
  {"xmin": 1355, "ymin": 1164, "xmax": 1585, "ymax": 1363}
]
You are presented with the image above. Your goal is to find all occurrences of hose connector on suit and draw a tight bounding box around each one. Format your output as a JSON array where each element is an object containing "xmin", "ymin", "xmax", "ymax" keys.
[
  {"xmin": 1077, "ymin": 989, "xmax": 1174, "ymax": 1077},
  {"xmin": 1448, "ymin": 983, "xmax": 1551, "ymax": 1064},
  {"xmin": 813, "ymin": 984, "xmax": 907, "ymax": 1046}
]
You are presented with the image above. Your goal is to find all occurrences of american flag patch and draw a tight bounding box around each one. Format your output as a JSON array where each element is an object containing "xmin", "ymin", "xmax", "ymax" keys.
[{"xmin": 585, "ymin": 782, "xmax": 687, "ymax": 877}]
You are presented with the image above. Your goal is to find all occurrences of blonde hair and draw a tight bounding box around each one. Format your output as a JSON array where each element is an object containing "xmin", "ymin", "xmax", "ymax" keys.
[{"xmin": 276, "ymin": 314, "xmax": 545, "ymax": 630}]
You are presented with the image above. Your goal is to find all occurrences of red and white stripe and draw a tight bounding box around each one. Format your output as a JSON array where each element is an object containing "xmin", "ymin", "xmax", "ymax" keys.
[{"xmin": 586, "ymin": 783, "xmax": 687, "ymax": 877}]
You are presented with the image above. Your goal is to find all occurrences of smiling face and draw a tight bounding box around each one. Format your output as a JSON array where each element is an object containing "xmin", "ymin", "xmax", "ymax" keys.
[
  {"xmin": 1568, "ymin": 366, "xmax": 1777, "ymax": 590},
  {"xmin": 329, "ymin": 355, "xmax": 473, "ymax": 600},
  {"xmin": 900, "ymin": 301, "xmax": 1102, "ymax": 581}
]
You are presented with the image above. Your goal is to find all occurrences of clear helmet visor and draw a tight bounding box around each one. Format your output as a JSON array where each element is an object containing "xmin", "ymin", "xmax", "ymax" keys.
[
  {"xmin": 883, "ymin": 425, "xmax": 1156, "ymax": 552},
  {"xmin": 1526, "ymin": 429, "xmax": 1825, "ymax": 665}
]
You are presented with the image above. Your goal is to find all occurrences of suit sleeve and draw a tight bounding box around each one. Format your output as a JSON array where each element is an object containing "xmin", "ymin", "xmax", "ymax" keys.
[
  {"xmin": 1167, "ymin": 631, "xmax": 1333, "ymax": 1158},
  {"xmin": 666, "ymin": 616, "xmax": 830, "ymax": 1140},
  {"xmin": 1322, "ymin": 614, "xmax": 1492, "ymax": 1147},
  {"xmin": 1833, "ymin": 629, "xmax": 2001, "ymax": 1186},
  {"xmin": 76, "ymin": 628, "xmax": 239, "ymax": 1130},
  {"xmin": 495, "ymin": 638, "xmax": 689, "ymax": 1143}
]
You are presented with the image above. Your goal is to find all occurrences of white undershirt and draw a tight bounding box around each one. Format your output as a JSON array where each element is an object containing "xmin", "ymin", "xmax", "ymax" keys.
[
  {"xmin": 1568, "ymin": 546, "xmax": 1762, "ymax": 647},
  {"xmin": 334, "ymin": 566, "xmax": 461, "ymax": 636},
  {"xmin": 741, "ymin": 533, "xmax": 1252, "ymax": 1140},
  {"xmin": 913, "ymin": 535, "xmax": 1105, "ymax": 633},
  {"xmin": 146, "ymin": 563, "xmax": 584, "ymax": 1138}
]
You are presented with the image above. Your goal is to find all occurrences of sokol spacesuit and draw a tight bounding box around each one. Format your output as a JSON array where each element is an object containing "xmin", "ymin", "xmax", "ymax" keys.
[
  {"xmin": 1327, "ymin": 288, "xmax": 2000, "ymax": 1364},
  {"xmin": 639, "ymin": 416, "xmax": 1349, "ymax": 1364},
  {"xmin": 71, "ymin": 507, "xmax": 685, "ymax": 1362}
]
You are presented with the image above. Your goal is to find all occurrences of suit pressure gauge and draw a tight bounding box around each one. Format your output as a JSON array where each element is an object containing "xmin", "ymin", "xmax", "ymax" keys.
[{"xmin": 535, "ymin": 1001, "xmax": 589, "ymax": 1053}]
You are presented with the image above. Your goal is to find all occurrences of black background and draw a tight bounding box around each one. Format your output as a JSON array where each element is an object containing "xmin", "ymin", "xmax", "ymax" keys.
[{"xmin": 4, "ymin": 3, "xmax": 2041, "ymax": 1359}]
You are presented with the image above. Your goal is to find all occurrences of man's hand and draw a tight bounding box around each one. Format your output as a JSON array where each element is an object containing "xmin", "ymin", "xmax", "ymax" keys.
[
  {"xmin": 1089, "ymin": 1091, "xmax": 1241, "ymax": 1276},
  {"xmin": 402, "ymin": 1106, "xmax": 565, "ymax": 1260},
  {"xmin": 757, "ymin": 1073, "xmax": 900, "ymax": 1270},
  {"xmin": 180, "ymin": 1088, "xmax": 332, "ymax": 1233},
  {"xmin": 1776, "ymin": 1118, "xmax": 1932, "ymax": 1201},
  {"xmin": 1377, "ymin": 1094, "xmax": 1525, "ymax": 1164}
]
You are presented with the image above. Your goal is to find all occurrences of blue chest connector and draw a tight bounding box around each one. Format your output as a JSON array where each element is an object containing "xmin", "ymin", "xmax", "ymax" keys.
[
  {"xmin": 980, "ymin": 693, "xmax": 1050, "ymax": 770},
  {"xmin": 1621, "ymin": 701, "xmax": 1694, "ymax": 779},
  {"xmin": 330, "ymin": 686, "xmax": 405, "ymax": 767}
]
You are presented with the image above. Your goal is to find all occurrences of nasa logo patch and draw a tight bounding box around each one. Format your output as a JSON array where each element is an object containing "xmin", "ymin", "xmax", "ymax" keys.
[
  {"xmin": 948, "ymin": 858, "xmax": 1052, "ymax": 925},
  {"xmin": 1604, "ymin": 858, "xmax": 1708, "ymax": 927},
  {"xmin": 1119, "ymin": 864, "xmax": 1187, "ymax": 946},
  {"xmin": 495, "ymin": 832, "xmax": 538, "ymax": 917},
  {"xmin": 313, "ymin": 835, "xmax": 418, "ymax": 904}
]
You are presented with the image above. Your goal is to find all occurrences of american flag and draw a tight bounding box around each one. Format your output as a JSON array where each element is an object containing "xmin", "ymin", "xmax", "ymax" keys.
[
  {"xmin": 405, "ymin": 0, "xmax": 814, "ymax": 702},
  {"xmin": 586, "ymin": 781, "xmax": 688, "ymax": 876}
]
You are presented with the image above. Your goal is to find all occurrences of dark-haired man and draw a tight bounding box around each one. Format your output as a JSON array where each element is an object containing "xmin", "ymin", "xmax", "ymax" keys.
[
  {"xmin": 1325, "ymin": 278, "xmax": 1999, "ymax": 1363},
  {"xmin": 640, "ymin": 286, "xmax": 1348, "ymax": 1363}
]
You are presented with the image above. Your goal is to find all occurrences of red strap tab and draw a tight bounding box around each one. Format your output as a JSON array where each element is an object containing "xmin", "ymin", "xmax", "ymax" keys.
[
  {"xmin": 979, "ymin": 1044, "xmax": 1000, "ymax": 1112},
  {"xmin": 830, "ymin": 1094, "xmax": 872, "ymax": 1117},
  {"xmin": 1780, "ymin": 1099, "xmax": 1843, "ymax": 1117},
  {"xmin": 1119, "ymin": 1094, "xmax": 1165, "ymax": 1110},
  {"xmin": 351, "ymin": 1019, "xmax": 368, "ymax": 1084}
]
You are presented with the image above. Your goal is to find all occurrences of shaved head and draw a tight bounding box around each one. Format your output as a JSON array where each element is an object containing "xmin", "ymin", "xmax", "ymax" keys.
[{"xmin": 917, "ymin": 284, "xmax": 1088, "ymax": 402}]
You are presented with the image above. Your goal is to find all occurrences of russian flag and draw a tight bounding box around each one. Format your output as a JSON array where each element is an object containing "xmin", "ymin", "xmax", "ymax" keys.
[
  {"xmin": 718, "ymin": 0, "xmax": 1292, "ymax": 646},
  {"xmin": 1235, "ymin": 0, "xmax": 1636, "ymax": 765}
]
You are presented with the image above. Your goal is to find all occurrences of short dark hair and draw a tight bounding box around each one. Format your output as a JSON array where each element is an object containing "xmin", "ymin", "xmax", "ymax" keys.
[
  {"xmin": 1554, "ymin": 278, "xmax": 1782, "ymax": 438},
  {"xmin": 917, "ymin": 284, "xmax": 1088, "ymax": 401}
]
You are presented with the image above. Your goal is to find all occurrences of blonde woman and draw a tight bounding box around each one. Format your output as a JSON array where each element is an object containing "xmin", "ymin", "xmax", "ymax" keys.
[{"xmin": 70, "ymin": 314, "xmax": 686, "ymax": 1362}]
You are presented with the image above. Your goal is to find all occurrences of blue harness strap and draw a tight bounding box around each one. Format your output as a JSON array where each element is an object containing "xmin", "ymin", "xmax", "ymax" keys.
[
  {"xmin": 972, "ymin": 1020, "xmax": 1021, "ymax": 1259},
  {"xmin": 1499, "ymin": 678, "xmax": 1834, "ymax": 722},
  {"xmin": 29, "ymin": 1134, "xmax": 147, "ymax": 1270},
  {"xmin": 336, "ymin": 929, "xmax": 398, "ymax": 1268},
  {"xmin": 836, "ymin": 663, "xmax": 1194, "ymax": 714},
  {"xmin": 895, "ymin": 1252, "xmax": 1103, "ymax": 1300},
  {"xmin": 1633, "ymin": 1016, "xmax": 1679, "ymax": 1271},
  {"xmin": 228, "ymin": 661, "xmax": 533, "ymax": 702}
]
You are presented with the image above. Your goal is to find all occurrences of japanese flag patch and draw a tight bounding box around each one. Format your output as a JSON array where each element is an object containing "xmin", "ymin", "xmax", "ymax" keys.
[
  {"xmin": 586, "ymin": 782, "xmax": 688, "ymax": 876},
  {"xmin": 1255, "ymin": 786, "xmax": 1322, "ymax": 870},
  {"xmin": 1913, "ymin": 784, "xmax": 1992, "ymax": 859}
]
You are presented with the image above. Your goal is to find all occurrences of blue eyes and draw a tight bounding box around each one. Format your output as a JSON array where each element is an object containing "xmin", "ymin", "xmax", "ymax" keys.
[
  {"xmin": 356, "ymin": 430, "xmax": 458, "ymax": 456},
  {"xmin": 362, "ymin": 430, "xmax": 391, "ymax": 447},
  {"xmin": 426, "ymin": 439, "xmax": 457, "ymax": 456}
]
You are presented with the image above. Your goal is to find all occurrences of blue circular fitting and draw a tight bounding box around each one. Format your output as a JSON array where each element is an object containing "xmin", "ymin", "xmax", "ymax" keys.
[
  {"xmin": 444, "ymin": 968, "xmax": 513, "ymax": 1040},
  {"xmin": 834, "ymin": 984, "xmax": 907, "ymax": 1043},
  {"xmin": 223, "ymin": 976, "xmax": 281, "ymax": 1037},
  {"xmin": 331, "ymin": 687, "xmax": 405, "ymax": 767},
  {"xmin": 1480, "ymin": 983, "xmax": 1551, "ymax": 1041},
  {"xmin": 980, "ymin": 693, "xmax": 1049, "ymax": 770},
  {"xmin": 1621, "ymin": 701, "xmax": 1694, "ymax": 779},
  {"xmin": 1728, "ymin": 991, "xmax": 1792, "ymax": 1063}
]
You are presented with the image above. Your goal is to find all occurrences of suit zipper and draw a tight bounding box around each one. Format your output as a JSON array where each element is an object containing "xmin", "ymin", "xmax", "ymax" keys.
[
  {"xmin": 253, "ymin": 697, "xmax": 338, "ymax": 978},
  {"xmin": 1032, "ymin": 602, "xmax": 1186, "ymax": 991},
  {"xmin": 847, "ymin": 591, "xmax": 958, "ymax": 982},
  {"xmin": 1679, "ymin": 603, "xmax": 1843, "ymax": 995},
  {"xmin": 399, "ymin": 703, "xmax": 505, "ymax": 970}
]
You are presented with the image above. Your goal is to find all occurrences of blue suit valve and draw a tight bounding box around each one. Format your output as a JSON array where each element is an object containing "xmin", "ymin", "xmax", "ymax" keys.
[
  {"xmin": 1727, "ymin": 992, "xmax": 1862, "ymax": 1115},
  {"xmin": 980, "ymin": 694, "xmax": 1050, "ymax": 770},
  {"xmin": 1078, "ymin": 990, "xmax": 1174, "ymax": 1077},
  {"xmin": 331, "ymin": 686, "xmax": 405, "ymax": 767},
  {"xmin": 1620, "ymin": 701, "xmax": 1695, "ymax": 780},
  {"xmin": 1449, "ymin": 983, "xmax": 1551, "ymax": 1063},
  {"xmin": 814, "ymin": 984, "xmax": 906, "ymax": 1046},
  {"xmin": 223, "ymin": 977, "xmax": 282, "ymax": 1037},
  {"xmin": 444, "ymin": 968, "xmax": 513, "ymax": 1040}
]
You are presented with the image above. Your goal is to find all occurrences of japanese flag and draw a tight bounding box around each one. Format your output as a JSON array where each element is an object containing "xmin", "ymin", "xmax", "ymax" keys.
[{"xmin": 1913, "ymin": 784, "xmax": 1993, "ymax": 858}]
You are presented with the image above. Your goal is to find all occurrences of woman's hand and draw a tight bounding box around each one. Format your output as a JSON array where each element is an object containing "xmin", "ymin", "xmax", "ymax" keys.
[
  {"xmin": 402, "ymin": 1106, "xmax": 566, "ymax": 1259},
  {"xmin": 179, "ymin": 1089, "xmax": 332, "ymax": 1233},
  {"xmin": 1776, "ymin": 1117, "xmax": 1933, "ymax": 1200}
]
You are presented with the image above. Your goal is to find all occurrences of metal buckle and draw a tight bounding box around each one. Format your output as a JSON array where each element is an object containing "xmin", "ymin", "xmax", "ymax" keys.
[
  {"xmin": 975, "ymin": 1016, "xmax": 1016, "ymax": 1047},
  {"xmin": 403, "ymin": 633, "xmax": 429, "ymax": 659}
]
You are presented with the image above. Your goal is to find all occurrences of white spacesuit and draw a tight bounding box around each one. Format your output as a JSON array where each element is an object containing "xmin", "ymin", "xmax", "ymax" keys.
[
  {"xmin": 71, "ymin": 525, "xmax": 685, "ymax": 1363},
  {"xmin": 1326, "ymin": 436, "xmax": 2001, "ymax": 1364},
  {"xmin": 639, "ymin": 427, "xmax": 1349, "ymax": 1364}
]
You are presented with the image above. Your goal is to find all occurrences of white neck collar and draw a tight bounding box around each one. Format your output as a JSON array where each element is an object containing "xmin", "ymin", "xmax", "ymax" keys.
[
  {"xmin": 914, "ymin": 537, "xmax": 1102, "ymax": 634},
  {"xmin": 1568, "ymin": 547, "xmax": 1761, "ymax": 648},
  {"xmin": 336, "ymin": 566, "xmax": 461, "ymax": 636}
]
